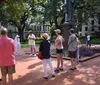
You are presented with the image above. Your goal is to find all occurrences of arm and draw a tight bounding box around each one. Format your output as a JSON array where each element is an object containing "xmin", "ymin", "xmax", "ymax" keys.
[
  {"xmin": 77, "ymin": 38, "xmax": 81, "ymax": 45},
  {"xmin": 68, "ymin": 36, "xmax": 71, "ymax": 46},
  {"xmin": 12, "ymin": 40, "xmax": 15, "ymax": 52},
  {"xmin": 31, "ymin": 34, "xmax": 36, "ymax": 40},
  {"xmin": 39, "ymin": 41, "xmax": 43, "ymax": 52}
]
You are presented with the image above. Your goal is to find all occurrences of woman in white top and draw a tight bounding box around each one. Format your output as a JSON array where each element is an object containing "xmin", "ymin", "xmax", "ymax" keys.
[
  {"xmin": 14, "ymin": 34, "xmax": 21, "ymax": 55},
  {"xmin": 54, "ymin": 29, "xmax": 64, "ymax": 72}
]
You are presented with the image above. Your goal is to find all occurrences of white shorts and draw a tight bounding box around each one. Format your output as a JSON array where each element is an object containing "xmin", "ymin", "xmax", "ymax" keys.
[{"xmin": 29, "ymin": 45, "xmax": 36, "ymax": 49}]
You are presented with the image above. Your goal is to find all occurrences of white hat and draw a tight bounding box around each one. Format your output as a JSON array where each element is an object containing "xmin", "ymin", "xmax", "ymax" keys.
[
  {"xmin": 16, "ymin": 35, "xmax": 20, "ymax": 38},
  {"xmin": 54, "ymin": 29, "xmax": 61, "ymax": 33},
  {"xmin": 41, "ymin": 33, "xmax": 50, "ymax": 40}
]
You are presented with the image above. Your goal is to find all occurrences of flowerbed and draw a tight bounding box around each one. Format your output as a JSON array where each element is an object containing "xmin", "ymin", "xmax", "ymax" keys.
[{"xmin": 79, "ymin": 45, "xmax": 100, "ymax": 57}]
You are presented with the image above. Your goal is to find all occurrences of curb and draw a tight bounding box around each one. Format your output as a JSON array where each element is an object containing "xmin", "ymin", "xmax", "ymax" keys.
[{"xmin": 51, "ymin": 53, "xmax": 100, "ymax": 62}]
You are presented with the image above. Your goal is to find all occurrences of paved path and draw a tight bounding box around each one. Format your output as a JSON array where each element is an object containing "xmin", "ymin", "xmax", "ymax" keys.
[{"xmin": 0, "ymin": 45, "xmax": 100, "ymax": 85}]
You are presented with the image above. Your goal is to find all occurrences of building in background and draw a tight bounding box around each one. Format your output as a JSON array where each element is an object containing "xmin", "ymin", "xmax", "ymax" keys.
[
  {"xmin": 78, "ymin": 16, "xmax": 100, "ymax": 37},
  {"xmin": 0, "ymin": 22, "xmax": 50, "ymax": 39}
]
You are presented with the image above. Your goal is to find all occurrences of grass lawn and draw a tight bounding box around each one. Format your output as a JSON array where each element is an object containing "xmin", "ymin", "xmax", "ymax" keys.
[
  {"xmin": 21, "ymin": 41, "xmax": 40, "ymax": 48},
  {"xmin": 21, "ymin": 43, "xmax": 29, "ymax": 48}
]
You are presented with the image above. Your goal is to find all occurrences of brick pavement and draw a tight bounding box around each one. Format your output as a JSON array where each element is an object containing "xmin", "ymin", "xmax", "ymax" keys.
[{"xmin": 0, "ymin": 45, "xmax": 100, "ymax": 85}]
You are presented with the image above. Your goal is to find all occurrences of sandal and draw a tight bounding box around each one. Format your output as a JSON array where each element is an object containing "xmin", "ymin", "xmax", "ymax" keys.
[
  {"xmin": 52, "ymin": 75, "xmax": 55, "ymax": 77},
  {"xmin": 54, "ymin": 69, "xmax": 60, "ymax": 72},
  {"xmin": 74, "ymin": 67, "xmax": 77, "ymax": 69},
  {"xmin": 59, "ymin": 68, "xmax": 64, "ymax": 71},
  {"xmin": 0, "ymin": 78, "xmax": 2, "ymax": 81},
  {"xmin": 69, "ymin": 68, "xmax": 74, "ymax": 70}
]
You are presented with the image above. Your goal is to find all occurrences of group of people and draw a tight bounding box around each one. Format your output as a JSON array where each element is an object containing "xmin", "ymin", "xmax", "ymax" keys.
[
  {"xmin": 14, "ymin": 30, "xmax": 37, "ymax": 57},
  {"xmin": 38, "ymin": 28, "xmax": 81, "ymax": 79},
  {"xmin": 0, "ymin": 26, "xmax": 82, "ymax": 85}
]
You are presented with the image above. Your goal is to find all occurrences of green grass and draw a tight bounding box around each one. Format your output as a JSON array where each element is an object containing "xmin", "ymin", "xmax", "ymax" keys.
[
  {"xmin": 21, "ymin": 40, "xmax": 41, "ymax": 48},
  {"xmin": 79, "ymin": 37, "xmax": 100, "ymax": 44},
  {"xmin": 21, "ymin": 43, "xmax": 29, "ymax": 48},
  {"xmin": 92, "ymin": 38, "xmax": 100, "ymax": 44}
]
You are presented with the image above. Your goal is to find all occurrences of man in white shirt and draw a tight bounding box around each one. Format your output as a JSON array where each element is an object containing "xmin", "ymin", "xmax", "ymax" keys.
[
  {"xmin": 87, "ymin": 34, "xmax": 91, "ymax": 48},
  {"xmin": 28, "ymin": 30, "xmax": 36, "ymax": 56}
]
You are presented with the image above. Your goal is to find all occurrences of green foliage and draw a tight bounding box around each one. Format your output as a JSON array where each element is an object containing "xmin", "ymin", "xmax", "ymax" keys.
[
  {"xmin": 0, "ymin": 0, "xmax": 100, "ymax": 36},
  {"xmin": 92, "ymin": 38, "xmax": 100, "ymax": 44},
  {"xmin": 21, "ymin": 37, "xmax": 42, "ymax": 47},
  {"xmin": 50, "ymin": 25, "xmax": 56, "ymax": 37},
  {"xmin": 74, "ymin": 0, "xmax": 100, "ymax": 27}
]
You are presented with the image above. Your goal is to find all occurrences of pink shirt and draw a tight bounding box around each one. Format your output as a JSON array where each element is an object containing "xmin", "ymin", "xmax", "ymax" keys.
[
  {"xmin": 55, "ymin": 35, "xmax": 64, "ymax": 49},
  {"xmin": 0, "ymin": 35, "xmax": 15, "ymax": 66}
]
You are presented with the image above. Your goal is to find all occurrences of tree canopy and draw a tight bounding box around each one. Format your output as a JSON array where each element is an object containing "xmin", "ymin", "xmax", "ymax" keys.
[{"xmin": 0, "ymin": 0, "xmax": 100, "ymax": 40}]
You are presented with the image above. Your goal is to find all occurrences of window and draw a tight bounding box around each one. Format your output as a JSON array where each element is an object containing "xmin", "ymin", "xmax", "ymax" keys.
[
  {"xmin": 40, "ymin": 26, "xmax": 41, "ymax": 31},
  {"xmin": 91, "ymin": 20, "xmax": 94, "ymax": 25},
  {"xmin": 85, "ymin": 27, "xmax": 88, "ymax": 31},
  {"xmin": 91, "ymin": 27, "xmax": 94, "ymax": 31},
  {"xmin": 80, "ymin": 33, "xmax": 82, "ymax": 36},
  {"xmin": 34, "ymin": 26, "xmax": 36, "ymax": 31},
  {"xmin": 37, "ymin": 26, "xmax": 40, "ymax": 31},
  {"xmin": 79, "ymin": 28, "xmax": 82, "ymax": 31},
  {"xmin": 98, "ymin": 27, "xmax": 100, "ymax": 30},
  {"xmin": 85, "ymin": 33, "xmax": 87, "ymax": 36}
]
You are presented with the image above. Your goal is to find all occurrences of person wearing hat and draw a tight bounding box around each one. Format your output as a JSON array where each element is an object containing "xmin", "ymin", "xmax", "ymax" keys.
[
  {"xmin": 39, "ymin": 33, "xmax": 55, "ymax": 79},
  {"xmin": 28, "ymin": 30, "xmax": 36, "ymax": 56},
  {"xmin": 14, "ymin": 34, "xmax": 21, "ymax": 55},
  {"xmin": 54, "ymin": 29, "xmax": 64, "ymax": 72}
]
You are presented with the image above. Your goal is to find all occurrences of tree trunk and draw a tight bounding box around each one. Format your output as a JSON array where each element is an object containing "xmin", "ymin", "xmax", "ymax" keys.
[
  {"xmin": 18, "ymin": 28, "xmax": 24, "ymax": 42},
  {"xmin": 54, "ymin": 16, "xmax": 59, "ymax": 29}
]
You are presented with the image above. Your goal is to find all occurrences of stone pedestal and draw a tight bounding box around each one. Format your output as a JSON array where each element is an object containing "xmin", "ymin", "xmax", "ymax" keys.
[{"xmin": 61, "ymin": 22, "xmax": 74, "ymax": 50}]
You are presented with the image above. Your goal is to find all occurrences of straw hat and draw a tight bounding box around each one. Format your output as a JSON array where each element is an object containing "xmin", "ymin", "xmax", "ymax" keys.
[
  {"xmin": 54, "ymin": 29, "xmax": 61, "ymax": 33},
  {"xmin": 41, "ymin": 33, "xmax": 50, "ymax": 40}
]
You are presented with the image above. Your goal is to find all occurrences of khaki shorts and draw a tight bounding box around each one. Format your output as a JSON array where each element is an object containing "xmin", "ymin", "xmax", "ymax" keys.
[
  {"xmin": 68, "ymin": 51, "xmax": 76, "ymax": 58},
  {"xmin": 0, "ymin": 65, "xmax": 15, "ymax": 75}
]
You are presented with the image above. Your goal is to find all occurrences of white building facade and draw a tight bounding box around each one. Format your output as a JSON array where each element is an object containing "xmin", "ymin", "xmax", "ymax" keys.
[{"xmin": 78, "ymin": 17, "xmax": 100, "ymax": 37}]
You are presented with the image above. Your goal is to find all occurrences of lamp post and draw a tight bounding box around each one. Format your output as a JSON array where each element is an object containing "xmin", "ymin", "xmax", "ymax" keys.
[{"xmin": 62, "ymin": 0, "xmax": 74, "ymax": 50}]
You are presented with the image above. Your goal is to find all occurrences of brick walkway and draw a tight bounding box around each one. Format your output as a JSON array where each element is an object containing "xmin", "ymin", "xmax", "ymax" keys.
[{"xmin": 0, "ymin": 45, "xmax": 100, "ymax": 85}]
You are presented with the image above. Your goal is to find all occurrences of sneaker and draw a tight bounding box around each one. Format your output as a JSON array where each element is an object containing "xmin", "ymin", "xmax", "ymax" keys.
[
  {"xmin": 29, "ymin": 54, "xmax": 33, "ymax": 56},
  {"xmin": 52, "ymin": 75, "xmax": 55, "ymax": 77},
  {"xmin": 0, "ymin": 78, "xmax": 2, "ymax": 81},
  {"xmin": 54, "ymin": 69, "xmax": 60, "ymax": 73},
  {"xmin": 34, "ymin": 54, "xmax": 37, "ymax": 57},
  {"xmin": 59, "ymin": 68, "xmax": 64, "ymax": 71},
  {"xmin": 69, "ymin": 67, "xmax": 74, "ymax": 70},
  {"xmin": 44, "ymin": 77, "xmax": 48, "ymax": 79}
]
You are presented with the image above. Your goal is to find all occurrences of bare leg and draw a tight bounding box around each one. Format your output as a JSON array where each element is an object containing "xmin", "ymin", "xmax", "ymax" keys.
[
  {"xmin": 33, "ymin": 48, "xmax": 36, "ymax": 54},
  {"xmin": 73, "ymin": 58, "xmax": 77, "ymax": 68},
  {"xmin": 2, "ymin": 75, "xmax": 6, "ymax": 85},
  {"xmin": 8, "ymin": 74, "xmax": 13, "ymax": 85},
  {"xmin": 60, "ymin": 54, "xmax": 63, "ymax": 68},
  {"xmin": 30, "ymin": 47, "xmax": 33, "ymax": 54},
  {"xmin": 57, "ymin": 54, "xmax": 60, "ymax": 69},
  {"xmin": 71, "ymin": 58, "xmax": 74, "ymax": 68}
]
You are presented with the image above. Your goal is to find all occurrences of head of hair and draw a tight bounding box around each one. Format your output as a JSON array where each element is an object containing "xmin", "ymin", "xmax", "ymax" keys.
[
  {"xmin": 29, "ymin": 30, "xmax": 32, "ymax": 34},
  {"xmin": 69, "ymin": 28, "xmax": 74, "ymax": 33},
  {"xmin": 75, "ymin": 33, "xmax": 79, "ymax": 38},
  {"xmin": 0, "ymin": 27, "xmax": 8, "ymax": 35}
]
